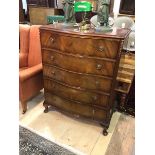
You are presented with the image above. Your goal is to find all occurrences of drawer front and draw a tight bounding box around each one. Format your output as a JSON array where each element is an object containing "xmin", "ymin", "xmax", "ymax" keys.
[
  {"xmin": 44, "ymin": 92, "xmax": 107, "ymax": 120},
  {"xmin": 41, "ymin": 31, "xmax": 120, "ymax": 59},
  {"xmin": 43, "ymin": 65, "xmax": 112, "ymax": 93},
  {"xmin": 44, "ymin": 79, "xmax": 109, "ymax": 107},
  {"xmin": 45, "ymin": 92, "xmax": 94, "ymax": 118},
  {"xmin": 41, "ymin": 31, "xmax": 61, "ymax": 50},
  {"xmin": 42, "ymin": 50, "xmax": 115, "ymax": 77},
  {"xmin": 93, "ymin": 109, "xmax": 108, "ymax": 121}
]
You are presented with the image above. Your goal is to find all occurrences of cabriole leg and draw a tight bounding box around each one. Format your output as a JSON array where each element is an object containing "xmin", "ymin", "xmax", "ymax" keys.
[
  {"xmin": 43, "ymin": 102, "xmax": 49, "ymax": 113},
  {"xmin": 103, "ymin": 128, "xmax": 108, "ymax": 136},
  {"xmin": 21, "ymin": 101, "xmax": 27, "ymax": 114}
]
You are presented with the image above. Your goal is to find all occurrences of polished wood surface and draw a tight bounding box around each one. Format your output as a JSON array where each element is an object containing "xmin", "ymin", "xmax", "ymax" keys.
[
  {"xmin": 42, "ymin": 49, "xmax": 115, "ymax": 77},
  {"xmin": 40, "ymin": 24, "xmax": 130, "ymax": 39},
  {"xmin": 41, "ymin": 31, "xmax": 120, "ymax": 59},
  {"xmin": 43, "ymin": 65, "xmax": 112, "ymax": 93},
  {"xmin": 44, "ymin": 78, "xmax": 109, "ymax": 108},
  {"xmin": 40, "ymin": 24, "xmax": 130, "ymax": 134},
  {"xmin": 44, "ymin": 92, "xmax": 107, "ymax": 121}
]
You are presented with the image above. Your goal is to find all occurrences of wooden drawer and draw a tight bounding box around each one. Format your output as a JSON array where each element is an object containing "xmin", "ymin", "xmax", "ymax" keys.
[
  {"xmin": 42, "ymin": 50, "xmax": 115, "ymax": 77},
  {"xmin": 43, "ymin": 65, "xmax": 112, "ymax": 93},
  {"xmin": 45, "ymin": 92, "xmax": 107, "ymax": 120},
  {"xmin": 41, "ymin": 31, "xmax": 60, "ymax": 50},
  {"xmin": 45, "ymin": 92, "xmax": 94, "ymax": 119},
  {"xmin": 44, "ymin": 79, "xmax": 110, "ymax": 107},
  {"xmin": 94, "ymin": 109, "xmax": 108, "ymax": 121},
  {"xmin": 40, "ymin": 31, "xmax": 120, "ymax": 59}
]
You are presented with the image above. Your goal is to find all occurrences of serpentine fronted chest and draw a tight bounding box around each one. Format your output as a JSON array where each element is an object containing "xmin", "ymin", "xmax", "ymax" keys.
[{"xmin": 40, "ymin": 24, "xmax": 130, "ymax": 135}]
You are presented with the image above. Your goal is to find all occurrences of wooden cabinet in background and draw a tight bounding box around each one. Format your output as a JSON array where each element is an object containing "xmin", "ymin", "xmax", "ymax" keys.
[
  {"xmin": 29, "ymin": 6, "xmax": 61, "ymax": 25},
  {"xmin": 26, "ymin": 0, "xmax": 56, "ymax": 21},
  {"xmin": 115, "ymin": 51, "xmax": 135, "ymax": 116},
  {"xmin": 119, "ymin": 0, "xmax": 135, "ymax": 15},
  {"xmin": 19, "ymin": 0, "xmax": 25, "ymax": 22},
  {"xmin": 27, "ymin": 0, "xmax": 55, "ymax": 7},
  {"xmin": 125, "ymin": 76, "xmax": 135, "ymax": 115},
  {"xmin": 40, "ymin": 24, "xmax": 130, "ymax": 135},
  {"xmin": 27, "ymin": 0, "xmax": 37, "ymax": 5}
]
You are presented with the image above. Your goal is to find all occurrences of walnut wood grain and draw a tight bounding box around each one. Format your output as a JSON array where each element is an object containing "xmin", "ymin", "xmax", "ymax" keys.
[
  {"xmin": 44, "ymin": 78, "xmax": 110, "ymax": 108},
  {"xmin": 43, "ymin": 64, "xmax": 112, "ymax": 93},
  {"xmin": 44, "ymin": 91, "xmax": 108, "ymax": 121},
  {"xmin": 42, "ymin": 49, "xmax": 115, "ymax": 77},
  {"xmin": 40, "ymin": 24, "xmax": 130, "ymax": 135},
  {"xmin": 41, "ymin": 31, "xmax": 120, "ymax": 59},
  {"xmin": 40, "ymin": 24, "xmax": 130, "ymax": 39}
]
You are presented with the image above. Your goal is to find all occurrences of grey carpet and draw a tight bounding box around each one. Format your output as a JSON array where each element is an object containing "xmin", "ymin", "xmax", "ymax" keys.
[{"xmin": 19, "ymin": 126, "xmax": 76, "ymax": 155}]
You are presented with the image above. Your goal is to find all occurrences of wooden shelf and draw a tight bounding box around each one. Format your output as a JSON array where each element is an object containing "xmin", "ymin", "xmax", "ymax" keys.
[
  {"xmin": 116, "ymin": 77, "xmax": 131, "ymax": 84},
  {"xmin": 115, "ymin": 88, "xmax": 128, "ymax": 94},
  {"xmin": 115, "ymin": 52, "xmax": 135, "ymax": 93}
]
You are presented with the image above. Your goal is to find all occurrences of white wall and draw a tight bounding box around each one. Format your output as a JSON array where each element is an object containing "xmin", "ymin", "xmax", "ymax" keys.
[
  {"xmin": 113, "ymin": 0, "xmax": 121, "ymax": 18},
  {"xmin": 22, "ymin": 0, "xmax": 27, "ymax": 12}
]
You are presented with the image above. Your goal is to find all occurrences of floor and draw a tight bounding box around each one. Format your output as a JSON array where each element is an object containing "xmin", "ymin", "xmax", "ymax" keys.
[{"xmin": 19, "ymin": 91, "xmax": 135, "ymax": 155}]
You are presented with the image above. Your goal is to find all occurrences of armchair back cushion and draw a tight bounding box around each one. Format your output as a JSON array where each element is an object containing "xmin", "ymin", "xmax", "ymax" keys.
[
  {"xmin": 19, "ymin": 24, "xmax": 30, "ymax": 67},
  {"xmin": 28, "ymin": 25, "xmax": 42, "ymax": 67}
]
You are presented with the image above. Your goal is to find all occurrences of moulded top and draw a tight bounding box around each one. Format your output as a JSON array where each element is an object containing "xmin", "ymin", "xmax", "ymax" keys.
[{"xmin": 40, "ymin": 23, "xmax": 131, "ymax": 40}]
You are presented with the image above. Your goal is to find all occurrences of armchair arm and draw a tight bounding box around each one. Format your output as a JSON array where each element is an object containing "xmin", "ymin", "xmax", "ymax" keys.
[
  {"xmin": 19, "ymin": 63, "xmax": 43, "ymax": 82},
  {"xmin": 19, "ymin": 52, "xmax": 28, "ymax": 68}
]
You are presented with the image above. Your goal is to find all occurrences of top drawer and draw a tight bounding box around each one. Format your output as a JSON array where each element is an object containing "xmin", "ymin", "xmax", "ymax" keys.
[{"xmin": 40, "ymin": 31, "xmax": 120, "ymax": 59}]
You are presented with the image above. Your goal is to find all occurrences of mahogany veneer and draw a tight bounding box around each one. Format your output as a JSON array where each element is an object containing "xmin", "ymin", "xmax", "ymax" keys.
[{"xmin": 40, "ymin": 24, "xmax": 130, "ymax": 135}]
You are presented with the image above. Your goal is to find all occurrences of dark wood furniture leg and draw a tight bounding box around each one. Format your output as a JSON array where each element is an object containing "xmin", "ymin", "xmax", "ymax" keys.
[
  {"xmin": 21, "ymin": 101, "xmax": 27, "ymax": 114},
  {"xmin": 103, "ymin": 128, "xmax": 108, "ymax": 136},
  {"xmin": 100, "ymin": 122, "xmax": 109, "ymax": 136},
  {"xmin": 120, "ymin": 93, "xmax": 127, "ymax": 111},
  {"xmin": 43, "ymin": 101, "xmax": 49, "ymax": 113}
]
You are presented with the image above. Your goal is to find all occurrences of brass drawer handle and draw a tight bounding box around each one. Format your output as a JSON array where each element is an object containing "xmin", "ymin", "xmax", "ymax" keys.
[
  {"xmin": 49, "ymin": 37, "xmax": 55, "ymax": 43},
  {"xmin": 50, "ymin": 55, "xmax": 54, "ymax": 60},
  {"xmin": 95, "ymin": 81, "xmax": 100, "ymax": 86},
  {"xmin": 92, "ymin": 95, "xmax": 98, "ymax": 101},
  {"xmin": 51, "ymin": 71, "xmax": 55, "ymax": 75},
  {"xmin": 96, "ymin": 64, "xmax": 102, "ymax": 70},
  {"xmin": 98, "ymin": 46, "xmax": 105, "ymax": 52}
]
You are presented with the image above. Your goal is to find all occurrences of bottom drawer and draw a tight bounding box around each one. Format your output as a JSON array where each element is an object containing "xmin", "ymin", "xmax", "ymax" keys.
[
  {"xmin": 44, "ymin": 78, "xmax": 109, "ymax": 107},
  {"xmin": 94, "ymin": 109, "xmax": 108, "ymax": 121},
  {"xmin": 44, "ymin": 92, "xmax": 108, "ymax": 121}
]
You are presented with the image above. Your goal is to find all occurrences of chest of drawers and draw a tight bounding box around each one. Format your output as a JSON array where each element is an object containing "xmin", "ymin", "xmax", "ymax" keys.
[{"xmin": 40, "ymin": 24, "xmax": 130, "ymax": 135}]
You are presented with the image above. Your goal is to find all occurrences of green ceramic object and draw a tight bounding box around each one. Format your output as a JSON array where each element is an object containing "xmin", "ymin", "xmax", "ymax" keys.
[
  {"xmin": 74, "ymin": 1, "xmax": 92, "ymax": 12},
  {"xmin": 47, "ymin": 16, "xmax": 64, "ymax": 24},
  {"xmin": 95, "ymin": 25, "xmax": 112, "ymax": 32},
  {"xmin": 62, "ymin": 0, "xmax": 76, "ymax": 24},
  {"xmin": 95, "ymin": 0, "xmax": 112, "ymax": 33}
]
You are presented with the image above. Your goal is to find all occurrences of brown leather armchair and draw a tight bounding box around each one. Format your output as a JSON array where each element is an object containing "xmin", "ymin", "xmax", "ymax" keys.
[{"xmin": 19, "ymin": 24, "xmax": 43, "ymax": 114}]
